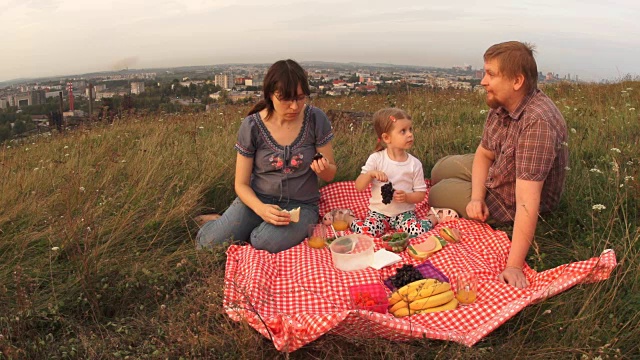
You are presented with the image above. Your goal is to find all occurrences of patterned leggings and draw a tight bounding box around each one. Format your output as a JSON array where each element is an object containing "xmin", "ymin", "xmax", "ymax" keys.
[{"xmin": 350, "ymin": 210, "xmax": 434, "ymax": 237}]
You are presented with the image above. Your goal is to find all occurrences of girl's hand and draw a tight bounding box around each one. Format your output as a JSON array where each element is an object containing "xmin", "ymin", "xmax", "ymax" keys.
[
  {"xmin": 369, "ymin": 171, "xmax": 388, "ymax": 183},
  {"xmin": 258, "ymin": 204, "xmax": 290, "ymax": 226},
  {"xmin": 393, "ymin": 190, "xmax": 406, "ymax": 203}
]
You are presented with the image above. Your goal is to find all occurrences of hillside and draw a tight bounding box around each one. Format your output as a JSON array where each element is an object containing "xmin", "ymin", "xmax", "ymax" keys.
[{"xmin": 1, "ymin": 83, "xmax": 638, "ymax": 359}]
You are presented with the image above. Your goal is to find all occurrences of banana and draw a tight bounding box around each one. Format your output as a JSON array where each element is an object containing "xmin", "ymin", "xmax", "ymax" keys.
[
  {"xmin": 416, "ymin": 298, "xmax": 459, "ymax": 314},
  {"xmin": 404, "ymin": 281, "xmax": 451, "ymax": 302},
  {"xmin": 388, "ymin": 278, "xmax": 438, "ymax": 305},
  {"xmin": 391, "ymin": 307, "xmax": 415, "ymax": 318},
  {"xmin": 388, "ymin": 299, "xmax": 410, "ymax": 314},
  {"xmin": 409, "ymin": 290, "xmax": 455, "ymax": 310}
]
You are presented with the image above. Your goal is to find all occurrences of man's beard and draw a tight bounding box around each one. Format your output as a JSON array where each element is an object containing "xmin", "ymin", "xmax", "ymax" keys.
[{"xmin": 485, "ymin": 95, "xmax": 502, "ymax": 109}]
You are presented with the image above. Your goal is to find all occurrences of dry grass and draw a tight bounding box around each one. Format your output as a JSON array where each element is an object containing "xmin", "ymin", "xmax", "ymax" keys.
[{"xmin": 1, "ymin": 82, "xmax": 639, "ymax": 359}]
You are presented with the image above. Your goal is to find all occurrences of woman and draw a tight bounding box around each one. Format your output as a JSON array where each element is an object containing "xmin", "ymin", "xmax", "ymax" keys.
[{"xmin": 196, "ymin": 59, "xmax": 337, "ymax": 253}]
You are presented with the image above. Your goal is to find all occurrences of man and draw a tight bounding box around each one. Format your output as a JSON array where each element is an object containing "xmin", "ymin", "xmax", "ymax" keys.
[{"xmin": 429, "ymin": 41, "xmax": 568, "ymax": 289}]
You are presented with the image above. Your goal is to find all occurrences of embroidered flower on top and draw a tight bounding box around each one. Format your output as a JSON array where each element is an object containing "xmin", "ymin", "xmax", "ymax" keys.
[
  {"xmin": 270, "ymin": 155, "xmax": 284, "ymax": 170},
  {"xmin": 289, "ymin": 153, "xmax": 303, "ymax": 168}
]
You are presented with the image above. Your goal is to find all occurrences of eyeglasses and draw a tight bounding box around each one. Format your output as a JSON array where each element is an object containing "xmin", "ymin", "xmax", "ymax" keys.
[{"xmin": 275, "ymin": 94, "xmax": 308, "ymax": 106}]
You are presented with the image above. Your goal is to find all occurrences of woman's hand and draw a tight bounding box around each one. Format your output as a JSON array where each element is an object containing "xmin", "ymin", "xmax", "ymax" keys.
[
  {"xmin": 311, "ymin": 157, "xmax": 330, "ymax": 176},
  {"xmin": 368, "ymin": 171, "xmax": 388, "ymax": 183},
  {"xmin": 257, "ymin": 204, "xmax": 291, "ymax": 226}
]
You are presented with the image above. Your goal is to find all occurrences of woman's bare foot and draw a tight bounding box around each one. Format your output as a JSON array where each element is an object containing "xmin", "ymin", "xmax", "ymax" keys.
[{"xmin": 194, "ymin": 214, "xmax": 221, "ymax": 227}]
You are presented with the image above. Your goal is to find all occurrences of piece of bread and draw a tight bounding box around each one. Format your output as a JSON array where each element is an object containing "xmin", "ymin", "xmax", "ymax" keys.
[{"xmin": 287, "ymin": 207, "xmax": 301, "ymax": 222}]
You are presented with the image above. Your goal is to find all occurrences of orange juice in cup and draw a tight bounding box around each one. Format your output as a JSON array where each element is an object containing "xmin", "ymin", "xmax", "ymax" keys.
[
  {"xmin": 455, "ymin": 272, "xmax": 478, "ymax": 305},
  {"xmin": 307, "ymin": 224, "xmax": 327, "ymax": 249},
  {"xmin": 331, "ymin": 211, "xmax": 350, "ymax": 231}
]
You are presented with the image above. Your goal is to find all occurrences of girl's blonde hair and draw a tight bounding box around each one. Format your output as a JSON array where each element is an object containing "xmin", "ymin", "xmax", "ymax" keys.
[{"xmin": 372, "ymin": 107, "xmax": 412, "ymax": 152}]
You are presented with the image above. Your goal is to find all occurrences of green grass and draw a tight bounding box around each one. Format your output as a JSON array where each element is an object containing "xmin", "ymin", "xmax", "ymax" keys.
[{"xmin": 1, "ymin": 83, "xmax": 639, "ymax": 359}]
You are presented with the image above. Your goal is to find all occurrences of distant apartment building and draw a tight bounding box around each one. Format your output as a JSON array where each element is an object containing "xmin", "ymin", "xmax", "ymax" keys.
[
  {"xmin": 46, "ymin": 90, "xmax": 63, "ymax": 99},
  {"xmin": 131, "ymin": 82, "xmax": 145, "ymax": 94},
  {"xmin": 0, "ymin": 98, "xmax": 7, "ymax": 109},
  {"xmin": 252, "ymin": 75, "xmax": 264, "ymax": 88},
  {"xmin": 214, "ymin": 74, "xmax": 233, "ymax": 90},
  {"xmin": 11, "ymin": 90, "xmax": 46, "ymax": 108}
]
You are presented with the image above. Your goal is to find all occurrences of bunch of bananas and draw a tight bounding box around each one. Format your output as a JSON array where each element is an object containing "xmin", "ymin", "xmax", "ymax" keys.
[{"xmin": 388, "ymin": 278, "xmax": 458, "ymax": 317}]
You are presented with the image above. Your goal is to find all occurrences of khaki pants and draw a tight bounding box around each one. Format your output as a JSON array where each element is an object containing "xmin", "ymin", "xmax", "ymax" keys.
[{"xmin": 429, "ymin": 154, "xmax": 475, "ymax": 220}]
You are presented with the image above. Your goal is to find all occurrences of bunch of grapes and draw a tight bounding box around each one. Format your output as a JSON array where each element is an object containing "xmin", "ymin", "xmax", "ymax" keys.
[
  {"xmin": 389, "ymin": 264, "xmax": 424, "ymax": 289},
  {"xmin": 381, "ymin": 182, "xmax": 394, "ymax": 205}
]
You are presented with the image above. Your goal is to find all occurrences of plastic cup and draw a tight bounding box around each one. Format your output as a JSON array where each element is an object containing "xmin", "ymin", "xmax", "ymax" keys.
[
  {"xmin": 307, "ymin": 224, "xmax": 327, "ymax": 249},
  {"xmin": 455, "ymin": 272, "xmax": 478, "ymax": 305}
]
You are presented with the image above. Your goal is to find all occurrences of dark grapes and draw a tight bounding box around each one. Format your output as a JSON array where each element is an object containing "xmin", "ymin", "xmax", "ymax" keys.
[
  {"xmin": 313, "ymin": 152, "xmax": 324, "ymax": 161},
  {"xmin": 381, "ymin": 182, "xmax": 394, "ymax": 205},
  {"xmin": 389, "ymin": 264, "xmax": 424, "ymax": 289}
]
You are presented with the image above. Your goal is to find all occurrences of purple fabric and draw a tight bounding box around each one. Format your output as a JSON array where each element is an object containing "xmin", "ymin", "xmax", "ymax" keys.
[{"xmin": 383, "ymin": 261, "xmax": 449, "ymax": 291}]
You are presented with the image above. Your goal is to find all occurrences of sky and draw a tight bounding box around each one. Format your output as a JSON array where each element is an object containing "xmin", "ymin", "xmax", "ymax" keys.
[{"xmin": 1, "ymin": 0, "xmax": 639, "ymax": 82}]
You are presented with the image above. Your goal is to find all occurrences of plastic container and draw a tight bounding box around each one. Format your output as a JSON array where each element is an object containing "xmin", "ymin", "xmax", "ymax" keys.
[
  {"xmin": 381, "ymin": 232, "xmax": 413, "ymax": 253},
  {"xmin": 349, "ymin": 283, "xmax": 389, "ymax": 313},
  {"xmin": 329, "ymin": 234, "xmax": 374, "ymax": 271}
]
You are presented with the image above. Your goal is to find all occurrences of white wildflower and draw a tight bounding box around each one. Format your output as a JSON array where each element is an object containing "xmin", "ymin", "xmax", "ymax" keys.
[
  {"xmin": 34, "ymin": 168, "xmax": 39, "ymax": 171},
  {"xmin": 592, "ymin": 204, "xmax": 606, "ymax": 211},
  {"xmin": 64, "ymin": 153, "xmax": 69, "ymax": 157},
  {"xmin": 630, "ymin": 108, "xmax": 636, "ymax": 111},
  {"xmin": 627, "ymin": 161, "xmax": 634, "ymax": 166},
  {"xmin": 570, "ymin": 128, "xmax": 576, "ymax": 134},
  {"xmin": 620, "ymin": 184, "xmax": 624, "ymax": 188},
  {"xmin": 121, "ymin": 160, "xmax": 126, "ymax": 163},
  {"xmin": 480, "ymin": 109, "xmax": 487, "ymax": 115},
  {"xmin": 79, "ymin": 187, "xmax": 85, "ymax": 192},
  {"xmin": 198, "ymin": 126, "xmax": 204, "ymax": 129},
  {"xmin": 561, "ymin": 141, "xmax": 568, "ymax": 147},
  {"xmin": 564, "ymin": 166, "xmax": 571, "ymax": 171},
  {"xmin": 625, "ymin": 176, "xmax": 634, "ymax": 182},
  {"xmin": 590, "ymin": 168, "xmax": 603, "ymax": 174},
  {"xmin": 64, "ymin": 145, "xmax": 68, "ymax": 149},
  {"xmin": 610, "ymin": 148, "xmax": 621, "ymax": 153},
  {"xmin": 543, "ymin": 309, "xmax": 552, "ymax": 315},
  {"xmin": 51, "ymin": 247, "xmax": 60, "ymax": 251}
]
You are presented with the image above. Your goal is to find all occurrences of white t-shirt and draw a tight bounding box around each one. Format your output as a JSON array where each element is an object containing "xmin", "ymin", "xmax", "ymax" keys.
[{"xmin": 361, "ymin": 150, "xmax": 427, "ymax": 217}]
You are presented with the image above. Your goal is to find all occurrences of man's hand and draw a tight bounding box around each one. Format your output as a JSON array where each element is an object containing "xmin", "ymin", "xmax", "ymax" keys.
[
  {"xmin": 466, "ymin": 199, "xmax": 489, "ymax": 222},
  {"xmin": 498, "ymin": 267, "xmax": 529, "ymax": 289}
]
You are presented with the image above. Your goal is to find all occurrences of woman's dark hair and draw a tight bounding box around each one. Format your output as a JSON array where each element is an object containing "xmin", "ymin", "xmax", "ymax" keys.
[{"xmin": 247, "ymin": 59, "xmax": 310, "ymax": 119}]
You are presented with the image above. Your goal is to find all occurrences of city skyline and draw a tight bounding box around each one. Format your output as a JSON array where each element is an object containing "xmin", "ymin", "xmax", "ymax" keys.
[{"xmin": 1, "ymin": 0, "xmax": 639, "ymax": 83}]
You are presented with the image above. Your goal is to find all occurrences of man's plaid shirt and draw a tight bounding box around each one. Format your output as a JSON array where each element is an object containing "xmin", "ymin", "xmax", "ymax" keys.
[{"xmin": 480, "ymin": 89, "xmax": 569, "ymax": 223}]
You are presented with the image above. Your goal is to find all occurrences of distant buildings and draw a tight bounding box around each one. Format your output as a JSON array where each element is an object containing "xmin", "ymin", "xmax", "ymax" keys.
[
  {"xmin": 5, "ymin": 90, "xmax": 46, "ymax": 108},
  {"xmin": 131, "ymin": 82, "xmax": 145, "ymax": 94},
  {"xmin": 214, "ymin": 74, "xmax": 233, "ymax": 90}
]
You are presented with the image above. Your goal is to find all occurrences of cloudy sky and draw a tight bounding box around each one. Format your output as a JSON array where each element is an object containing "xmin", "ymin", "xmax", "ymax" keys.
[{"xmin": 1, "ymin": 0, "xmax": 639, "ymax": 82}]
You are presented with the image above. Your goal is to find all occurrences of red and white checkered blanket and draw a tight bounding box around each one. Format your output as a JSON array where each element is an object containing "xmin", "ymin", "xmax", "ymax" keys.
[{"xmin": 223, "ymin": 181, "xmax": 617, "ymax": 352}]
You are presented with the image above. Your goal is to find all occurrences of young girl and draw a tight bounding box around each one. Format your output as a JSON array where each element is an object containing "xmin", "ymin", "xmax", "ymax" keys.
[{"xmin": 351, "ymin": 108, "xmax": 458, "ymax": 237}]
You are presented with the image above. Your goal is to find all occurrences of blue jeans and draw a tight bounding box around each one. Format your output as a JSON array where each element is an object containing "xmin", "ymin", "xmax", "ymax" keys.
[{"xmin": 196, "ymin": 195, "xmax": 319, "ymax": 253}]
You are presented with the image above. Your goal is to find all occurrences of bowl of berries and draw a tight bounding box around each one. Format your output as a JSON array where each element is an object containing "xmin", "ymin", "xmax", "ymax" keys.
[{"xmin": 381, "ymin": 232, "xmax": 413, "ymax": 253}]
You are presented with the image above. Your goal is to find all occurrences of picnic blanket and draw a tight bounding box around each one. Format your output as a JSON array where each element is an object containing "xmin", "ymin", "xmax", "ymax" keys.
[{"xmin": 222, "ymin": 181, "xmax": 617, "ymax": 352}]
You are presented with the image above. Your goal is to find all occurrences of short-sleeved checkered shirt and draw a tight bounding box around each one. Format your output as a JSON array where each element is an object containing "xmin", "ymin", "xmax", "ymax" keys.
[{"xmin": 480, "ymin": 89, "xmax": 568, "ymax": 223}]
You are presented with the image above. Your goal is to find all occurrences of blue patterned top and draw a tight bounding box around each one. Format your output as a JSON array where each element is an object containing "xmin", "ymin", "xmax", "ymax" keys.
[{"xmin": 234, "ymin": 105, "xmax": 334, "ymax": 204}]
